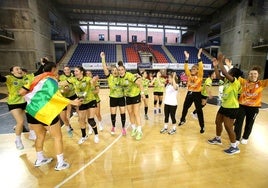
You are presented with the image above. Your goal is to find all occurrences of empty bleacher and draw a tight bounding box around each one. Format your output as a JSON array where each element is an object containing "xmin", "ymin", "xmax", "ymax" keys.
[{"xmin": 68, "ymin": 43, "xmax": 117, "ymax": 67}]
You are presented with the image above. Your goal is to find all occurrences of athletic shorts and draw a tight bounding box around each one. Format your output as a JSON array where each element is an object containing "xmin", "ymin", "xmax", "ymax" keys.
[
  {"xmin": 110, "ymin": 96, "xmax": 125, "ymax": 107},
  {"xmin": 26, "ymin": 113, "xmax": 59, "ymax": 126},
  {"xmin": 153, "ymin": 92, "xmax": 164, "ymax": 96},
  {"xmin": 8, "ymin": 102, "xmax": 27, "ymax": 111},
  {"xmin": 126, "ymin": 94, "xmax": 141, "ymax": 105},
  {"xmin": 218, "ymin": 106, "xmax": 239, "ymax": 119},
  {"xmin": 63, "ymin": 94, "xmax": 77, "ymax": 111},
  {"xmin": 79, "ymin": 100, "xmax": 97, "ymax": 111}
]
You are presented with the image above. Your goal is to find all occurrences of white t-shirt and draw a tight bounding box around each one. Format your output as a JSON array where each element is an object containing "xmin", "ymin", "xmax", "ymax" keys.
[{"xmin": 164, "ymin": 84, "xmax": 178, "ymax": 106}]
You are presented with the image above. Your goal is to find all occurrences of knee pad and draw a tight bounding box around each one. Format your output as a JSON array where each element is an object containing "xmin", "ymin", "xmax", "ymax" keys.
[{"xmin": 88, "ymin": 118, "xmax": 96, "ymax": 127}]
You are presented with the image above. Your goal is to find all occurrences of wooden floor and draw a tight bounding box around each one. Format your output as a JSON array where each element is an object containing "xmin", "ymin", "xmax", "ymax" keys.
[{"xmin": 0, "ymin": 86, "xmax": 268, "ymax": 188}]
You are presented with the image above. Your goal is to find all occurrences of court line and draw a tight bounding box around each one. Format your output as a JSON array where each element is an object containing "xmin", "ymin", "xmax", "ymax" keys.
[
  {"xmin": 54, "ymin": 133, "xmax": 123, "ymax": 187},
  {"xmin": 55, "ymin": 112, "xmax": 128, "ymax": 187}
]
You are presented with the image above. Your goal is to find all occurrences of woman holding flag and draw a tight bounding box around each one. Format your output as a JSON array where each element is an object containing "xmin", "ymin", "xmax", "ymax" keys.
[{"xmin": 20, "ymin": 62, "xmax": 81, "ymax": 171}]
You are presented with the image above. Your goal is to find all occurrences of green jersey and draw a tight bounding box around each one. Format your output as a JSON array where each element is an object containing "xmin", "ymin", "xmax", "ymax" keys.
[
  {"xmin": 153, "ymin": 77, "xmax": 166, "ymax": 92},
  {"xmin": 119, "ymin": 72, "xmax": 140, "ymax": 97},
  {"xmin": 59, "ymin": 73, "xmax": 76, "ymax": 98},
  {"xmin": 221, "ymin": 78, "xmax": 240, "ymax": 108},
  {"xmin": 142, "ymin": 78, "xmax": 150, "ymax": 95},
  {"xmin": 107, "ymin": 74, "xmax": 124, "ymax": 98},
  {"xmin": 67, "ymin": 76, "xmax": 96, "ymax": 104},
  {"xmin": 91, "ymin": 81, "xmax": 100, "ymax": 102},
  {"xmin": 201, "ymin": 77, "xmax": 212, "ymax": 96}
]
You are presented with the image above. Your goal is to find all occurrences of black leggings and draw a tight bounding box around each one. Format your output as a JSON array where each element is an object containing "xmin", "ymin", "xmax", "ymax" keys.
[
  {"xmin": 180, "ymin": 91, "xmax": 204, "ymax": 128},
  {"xmin": 164, "ymin": 104, "xmax": 177, "ymax": 124},
  {"xmin": 234, "ymin": 105, "xmax": 259, "ymax": 140}
]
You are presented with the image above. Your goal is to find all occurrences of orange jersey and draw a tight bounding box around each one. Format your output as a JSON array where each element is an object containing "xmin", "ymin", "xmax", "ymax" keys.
[
  {"xmin": 184, "ymin": 60, "xmax": 204, "ymax": 92},
  {"xmin": 238, "ymin": 77, "xmax": 268, "ymax": 107}
]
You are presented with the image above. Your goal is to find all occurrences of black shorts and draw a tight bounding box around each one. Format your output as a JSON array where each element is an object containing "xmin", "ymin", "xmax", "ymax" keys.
[
  {"xmin": 110, "ymin": 97, "xmax": 126, "ymax": 107},
  {"xmin": 218, "ymin": 106, "xmax": 239, "ymax": 119},
  {"xmin": 126, "ymin": 94, "xmax": 141, "ymax": 105},
  {"xmin": 79, "ymin": 100, "xmax": 97, "ymax": 111},
  {"xmin": 153, "ymin": 92, "xmax": 163, "ymax": 96},
  {"xmin": 26, "ymin": 113, "xmax": 59, "ymax": 126},
  {"xmin": 201, "ymin": 95, "xmax": 208, "ymax": 100},
  {"xmin": 63, "ymin": 94, "xmax": 77, "ymax": 111},
  {"xmin": 8, "ymin": 102, "xmax": 27, "ymax": 111}
]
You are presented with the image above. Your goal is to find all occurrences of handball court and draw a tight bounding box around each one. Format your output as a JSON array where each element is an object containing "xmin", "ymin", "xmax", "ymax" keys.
[{"xmin": 0, "ymin": 86, "xmax": 268, "ymax": 188}]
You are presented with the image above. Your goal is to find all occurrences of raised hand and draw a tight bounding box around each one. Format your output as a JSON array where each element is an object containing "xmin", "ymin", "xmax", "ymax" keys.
[
  {"xmin": 212, "ymin": 58, "xmax": 218, "ymax": 67},
  {"xmin": 198, "ymin": 48, "xmax": 202, "ymax": 59},
  {"xmin": 217, "ymin": 52, "xmax": 224, "ymax": 64},
  {"xmin": 100, "ymin": 52, "xmax": 105, "ymax": 58},
  {"xmin": 184, "ymin": 51, "xmax": 189, "ymax": 60}
]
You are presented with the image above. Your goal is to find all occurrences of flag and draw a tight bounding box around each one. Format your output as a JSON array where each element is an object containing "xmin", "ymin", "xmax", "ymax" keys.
[{"xmin": 25, "ymin": 75, "xmax": 70, "ymax": 125}]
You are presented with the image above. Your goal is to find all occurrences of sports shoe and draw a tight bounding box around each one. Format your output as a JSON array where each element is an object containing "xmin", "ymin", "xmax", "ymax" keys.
[
  {"xmin": 122, "ymin": 128, "xmax": 126, "ymax": 136},
  {"xmin": 144, "ymin": 114, "xmax": 149, "ymax": 120},
  {"xmin": 154, "ymin": 109, "xmax": 157, "ymax": 114},
  {"xmin": 34, "ymin": 157, "xmax": 53, "ymax": 167},
  {"xmin": 131, "ymin": 128, "xmax": 137, "ymax": 137},
  {"xmin": 15, "ymin": 140, "xmax": 24, "ymax": 150},
  {"xmin": 111, "ymin": 127, "xmax": 115, "ymax": 135},
  {"xmin": 178, "ymin": 121, "xmax": 186, "ymax": 126},
  {"xmin": 168, "ymin": 129, "xmax": 176, "ymax": 135},
  {"xmin": 54, "ymin": 161, "xmax": 70, "ymax": 171},
  {"xmin": 208, "ymin": 137, "xmax": 222, "ymax": 145},
  {"xmin": 28, "ymin": 132, "xmax": 36, "ymax": 140},
  {"xmin": 160, "ymin": 128, "xmax": 168, "ymax": 134},
  {"xmin": 78, "ymin": 135, "xmax": 88, "ymax": 145},
  {"xmin": 224, "ymin": 146, "xmax": 240, "ymax": 155},
  {"xmin": 88, "ymin": 125, "xmax": 93, "ymax": 135},
  {"xmin": 158, "ymin": 109, "xmax": 161, "ymax": 114},
  {"xmin": 135, "ymin": 131, "xmax": 143, "ymax": 140},
  {"xmin": 241, "ymin": 139, "xmax": 248, "ymax": 145},
  {"xmin": 191, "ymin": 112, "xmax": 198, "ymax": 120},
  {"xmin": 94, "ymin": 135, "xmax": 99, "ymax": 143},
  {"xmin": 99, "ymin": 123, "xmax": 103, "ymax": 131},
  {"xmin": 67, "ymin": 129, "xmax": 73, "ymax": 138}
]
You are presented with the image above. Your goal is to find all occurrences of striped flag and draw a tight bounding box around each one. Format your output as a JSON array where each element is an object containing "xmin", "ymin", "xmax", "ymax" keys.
[{"xmin": 25, "ymin": 74, "xmax": 70, "ymax": 125}]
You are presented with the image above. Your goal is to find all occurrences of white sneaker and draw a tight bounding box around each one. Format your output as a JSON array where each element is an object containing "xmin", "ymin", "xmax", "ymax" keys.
[
  {"xmin": 241, "ymin": 139, "xmax": 248, "ymax": 145},
  {"xmin": 88, "ymin": 126, "xmax": 93, "ymax": 135},
  {"xmin": 28, "ymin": 131, "xmax": 36, "ymax": 140},
  {"xmin": 54, "ymin": 161, "xmax": 70, "ymax": 171},
  {"xmin": 99, "ymin": 124, "xmax": 103, "ymax": 131},
  {"xmin": 78, "ymin": 136, "xmax": 88, "ymax": 145},
  {"xmin": 34, "ymin": 157, "xmax": 53, "ymax": 167},
  {"xmin": 191, "ymin": 112, "xmax": 198, "ymax": 120},
  {"xmin": 15, "ymin": 140, "xmax": 24, "ymax": 150},
  {"xmin": 94, "ymin": 135, "xmax": 99, "ymax": 143}
]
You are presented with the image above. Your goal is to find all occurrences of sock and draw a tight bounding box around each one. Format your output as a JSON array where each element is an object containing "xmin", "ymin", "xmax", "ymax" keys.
[
  {"xmin": 216, "ymin": 136, "xmax": 221, "ymax": 140},
  {"xmin": 81, "ymin": 128, "xmax": 86, "ymax": 137},
  {"xmin": 92, "ymin": 126, "xmax": 98, "ymax": 135},
  {"xmin": 36, "ymin": 151, "xmax": 45, "ymax": 161},
  {"xmin": 56, "ymin": 153, "xmax": 64, "ymax": 164},
  {"xmin": 231, "ymin": 142, "xmax": 237, "ymax": 148},
  {"xmin": 131, "ymin": 124, "xmax": 136, "ymax": 130},
  {"xmin": 111, "ymin": 114, "xmax": 116, "ymax": 127},
  {"xmin": 120, "ymin": 113, "xmax": 126, "ymax": 128},
  {"xmin": 145, "ymin": 107, "xmax": 148, "ymax": 114},
  {"xmin": 164, "ymin": 124, "xmax": 168, "ymax": 129},
  {"xmin": 15, "ymin": 135, "xmax": 21, "ymax": 142},
  {"xmin": 137, "ymin": 126, "xmax": 142, "ymax": 132}
]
